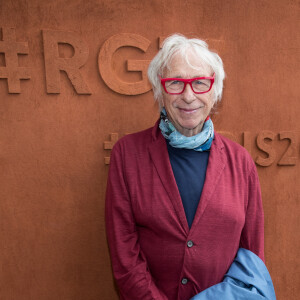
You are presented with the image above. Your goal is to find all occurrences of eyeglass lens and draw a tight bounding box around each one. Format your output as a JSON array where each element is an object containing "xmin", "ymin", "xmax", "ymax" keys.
[{"xmin": 165, "ymin": 79, "xmax": 211, "ymax": 93}]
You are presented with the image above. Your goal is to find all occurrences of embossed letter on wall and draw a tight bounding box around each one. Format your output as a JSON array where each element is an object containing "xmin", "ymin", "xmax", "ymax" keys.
[
  {"xmin": 98, "ymin": 33, "xmax": 152, "ymax": 95},
  {"xmin": 42, "ymin": 29, "xmax": 91, "ymax": 94}
]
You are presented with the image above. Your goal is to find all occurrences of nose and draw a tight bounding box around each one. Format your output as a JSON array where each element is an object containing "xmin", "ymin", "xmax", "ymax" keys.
[{"xmin": 182, "ymin": 83, "xmax": 196, "ymax": 103}]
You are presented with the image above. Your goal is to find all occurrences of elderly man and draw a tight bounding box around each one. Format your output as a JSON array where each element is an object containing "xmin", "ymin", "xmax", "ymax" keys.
[{"xmin": 105, "ymin": 34, "xmax": 265, "ymax": 300}]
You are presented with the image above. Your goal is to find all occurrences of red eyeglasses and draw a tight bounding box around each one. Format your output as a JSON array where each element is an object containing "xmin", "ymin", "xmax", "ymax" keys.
[{"xmin": 160, "ymin": 74, "xmax": 215, "ymax": 95}]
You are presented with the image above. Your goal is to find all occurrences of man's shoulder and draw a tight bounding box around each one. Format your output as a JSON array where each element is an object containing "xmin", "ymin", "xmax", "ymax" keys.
[
  {"xmin": 215, "ymin": 132, "xmax": 246, "ymax": 151},
  {"xmin": 214, "ymin": 132, "xmax": 255, "ymax": 170},
  {"xmin": 112, "ymin": 125, "xmax": 155, "ymax": 153}
]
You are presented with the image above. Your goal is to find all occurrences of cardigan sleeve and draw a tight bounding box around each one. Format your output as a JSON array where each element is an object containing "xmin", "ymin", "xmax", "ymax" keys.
[
  {"xmin": 105, "ymin": 144, "xmax": 168, "ymax": 300},
  {"xmin": 239, "ymin": 164, "xmax": 265, "ymax": 262}
]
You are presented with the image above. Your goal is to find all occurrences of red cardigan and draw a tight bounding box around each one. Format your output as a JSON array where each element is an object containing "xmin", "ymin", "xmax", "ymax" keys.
[{"xmin": 105, "ymin": 121, "xmax": 264, "ymax": 300}]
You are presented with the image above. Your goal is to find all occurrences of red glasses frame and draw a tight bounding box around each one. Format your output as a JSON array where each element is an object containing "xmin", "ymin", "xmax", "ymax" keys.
[{"xmin": 160, "ymin": 74, "xmax": 215, "ymax": 95}]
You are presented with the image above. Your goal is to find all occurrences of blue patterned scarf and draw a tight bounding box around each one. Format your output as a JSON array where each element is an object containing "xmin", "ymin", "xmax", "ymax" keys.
[{"xmin": 159, "ymin": 108, "xmax": 214, "ymax": 151}]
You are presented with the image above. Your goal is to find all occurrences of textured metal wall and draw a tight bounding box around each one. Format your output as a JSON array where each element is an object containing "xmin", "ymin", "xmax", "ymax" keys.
[{"xmin": 0, "ymin": 0, "xmax": 299, "ymax": 299}]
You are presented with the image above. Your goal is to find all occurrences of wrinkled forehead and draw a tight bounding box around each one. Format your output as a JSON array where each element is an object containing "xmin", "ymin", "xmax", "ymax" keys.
[{"xmin": 163, "ymin": 48, "xmax": 213, "ymax": 77}]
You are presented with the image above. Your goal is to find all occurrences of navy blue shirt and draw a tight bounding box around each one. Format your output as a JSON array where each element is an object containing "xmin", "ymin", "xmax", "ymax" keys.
[{"xmin": 166, "ymin": 141, "xmax": 210, "ymax": 228}]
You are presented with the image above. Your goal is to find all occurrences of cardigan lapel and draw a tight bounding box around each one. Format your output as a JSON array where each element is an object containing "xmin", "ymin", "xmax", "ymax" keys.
[
  {"xmin": 148, "ymin": 122, "xmax": 189, "ymax": 235},
  {"xmin": 190, "ymin": 133, "xmax": 227, "ymax": 233}
]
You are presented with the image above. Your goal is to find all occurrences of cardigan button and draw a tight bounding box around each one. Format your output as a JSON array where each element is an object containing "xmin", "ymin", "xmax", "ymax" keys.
[
  {"xmin": 181, "ymin": 278, "xmax": 188, "ymax": 285},
  {"xmin": 187, "ymin": 240, "xmax": 194, "ymax": 248}
]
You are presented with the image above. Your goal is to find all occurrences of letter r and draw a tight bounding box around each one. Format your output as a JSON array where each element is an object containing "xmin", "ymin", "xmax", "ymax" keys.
[{"xmin": 42, "ymin": 29, "xmax": 91, "ymax": 94}]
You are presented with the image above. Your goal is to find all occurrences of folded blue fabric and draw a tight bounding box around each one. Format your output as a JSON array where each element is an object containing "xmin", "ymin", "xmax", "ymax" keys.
[{"xmin": 190, "ymin": 248, "xmax": 276, "ymax": 300}]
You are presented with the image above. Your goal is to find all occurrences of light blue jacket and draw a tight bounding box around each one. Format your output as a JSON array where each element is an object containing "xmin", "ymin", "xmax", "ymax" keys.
[{"xmin": 191, "ymin": 248, "xmax": 276, "ymax": 300}]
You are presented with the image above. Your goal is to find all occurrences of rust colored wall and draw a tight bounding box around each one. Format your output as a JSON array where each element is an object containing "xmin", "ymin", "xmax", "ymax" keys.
[{"xmin": 0, "ymin": 0, "xmax": 299, "ymax": 299}]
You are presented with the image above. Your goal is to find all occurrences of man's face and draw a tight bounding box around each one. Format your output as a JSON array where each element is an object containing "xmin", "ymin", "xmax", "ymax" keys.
[{"xmin": 161, "ymin": 51, "xmax": 215, "ymax": 137}]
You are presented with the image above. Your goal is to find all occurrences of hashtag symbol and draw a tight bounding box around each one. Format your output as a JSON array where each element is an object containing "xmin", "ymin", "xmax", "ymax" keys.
[
  {"xmin": 104, "ymin": 133, "xmax": 119, "ymax": 165},
  {"xmin": 0, "ymin": 28, "xmax": 30, "ymax": 93}
]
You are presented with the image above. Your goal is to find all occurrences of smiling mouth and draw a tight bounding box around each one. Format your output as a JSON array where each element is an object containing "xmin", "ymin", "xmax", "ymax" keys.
[{"xmin": 179, "ymin": 107, "xmax": 202, "ymax": 113}]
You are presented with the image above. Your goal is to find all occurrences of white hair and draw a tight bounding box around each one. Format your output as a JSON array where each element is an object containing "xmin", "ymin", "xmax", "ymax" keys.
[{"xmin": 147, "ymin": 34, "xmax": 225, "ymax": 109}]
